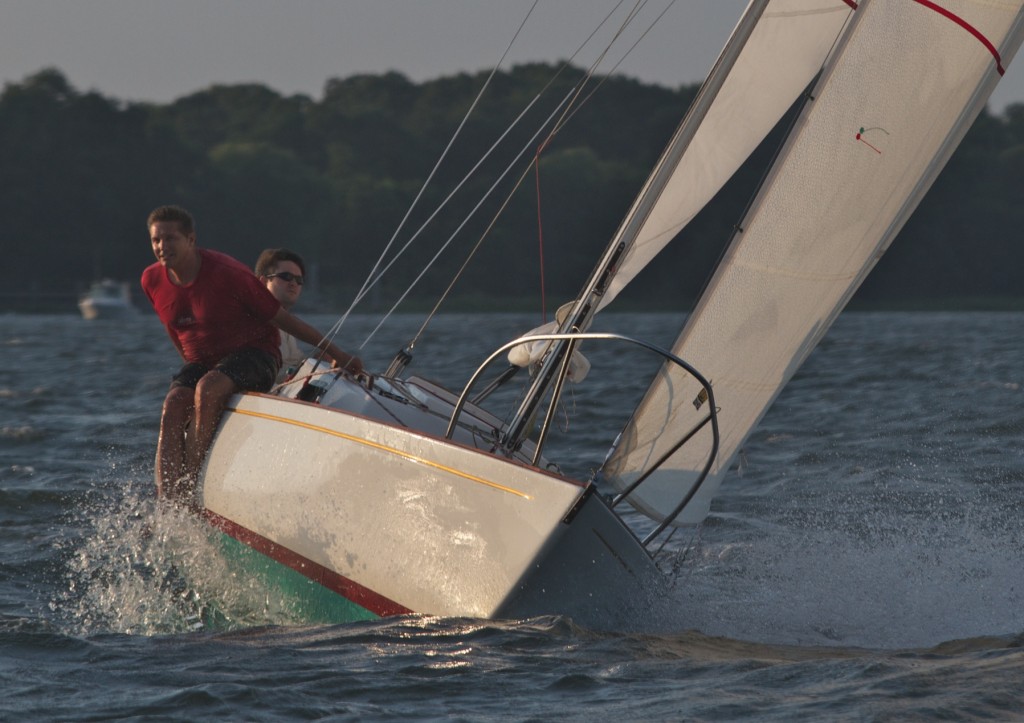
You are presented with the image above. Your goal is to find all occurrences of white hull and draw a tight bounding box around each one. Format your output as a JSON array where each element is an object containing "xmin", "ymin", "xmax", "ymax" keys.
[{"xmin": 199, "ymin": 372, "xmax": 662, "ymax": 626}]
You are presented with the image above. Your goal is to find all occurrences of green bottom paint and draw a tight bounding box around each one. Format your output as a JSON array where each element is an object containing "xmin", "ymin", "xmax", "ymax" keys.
[{"xmin": 217, "ymin": 532, "xmax": 380, "ymax": 624}]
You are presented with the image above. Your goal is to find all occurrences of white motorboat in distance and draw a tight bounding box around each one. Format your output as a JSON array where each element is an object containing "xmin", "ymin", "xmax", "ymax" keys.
[{"xmin": 78, "ymin": 279, "xmax": 137, "ymax": 320}]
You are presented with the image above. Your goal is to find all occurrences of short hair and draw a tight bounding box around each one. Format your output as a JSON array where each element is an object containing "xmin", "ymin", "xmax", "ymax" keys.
[
  {"xmin": 147, "ymin": 205, "xmax": 195, "ymax": 236},
  {"xmin": 255, "ymin": 248, "xmax": 306, "ymax": 277}
]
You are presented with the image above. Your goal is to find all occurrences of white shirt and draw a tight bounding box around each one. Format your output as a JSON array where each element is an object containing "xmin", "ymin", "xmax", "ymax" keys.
[{"xmin": 277, "ymin": 332, "xmax": 306, "ymax": 383}]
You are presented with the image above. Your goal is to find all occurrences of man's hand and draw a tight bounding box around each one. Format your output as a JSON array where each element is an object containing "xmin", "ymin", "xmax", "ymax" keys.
[{"xmin": 333, "ymin": 353, "xmax": 363, "ymax": 375}]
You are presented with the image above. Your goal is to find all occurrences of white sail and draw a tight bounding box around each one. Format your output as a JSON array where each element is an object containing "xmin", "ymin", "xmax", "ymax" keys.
[
  {"xmin": 598, "ymin": 0, "xmax": 857, "ymax": 310},
  {"xmin": 603, "ymin": 0, "xmax": 1024, "ymax": 526}
]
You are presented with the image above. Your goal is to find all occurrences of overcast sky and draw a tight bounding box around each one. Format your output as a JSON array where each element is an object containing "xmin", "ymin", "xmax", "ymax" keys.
[{"xmin": 2, "ymin": 0, "xmax": 1023, "ymax": 112}]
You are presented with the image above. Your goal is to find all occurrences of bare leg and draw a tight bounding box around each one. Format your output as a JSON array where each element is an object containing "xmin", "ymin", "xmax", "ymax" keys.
[
  {"xmin": 185, "ymin": 370, "xmax": 239, "ymax": 483},
  {"xmin": 155, "ymin": 386, "xmax": 195, "ymax": 500}
]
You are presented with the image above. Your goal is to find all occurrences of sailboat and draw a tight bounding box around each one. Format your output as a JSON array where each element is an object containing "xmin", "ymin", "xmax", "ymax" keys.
[{"xmin": 194, "ymin": 0, "xmax": 1024, "ymax": 627}]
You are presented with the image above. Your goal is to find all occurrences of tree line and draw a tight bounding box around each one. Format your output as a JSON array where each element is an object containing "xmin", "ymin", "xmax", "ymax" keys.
[{"xmin": 2, "ymin": 65, "xmax": 1023, "ymax": 314}]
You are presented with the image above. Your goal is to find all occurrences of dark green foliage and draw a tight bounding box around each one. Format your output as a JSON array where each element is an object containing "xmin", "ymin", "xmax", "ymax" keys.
[{"xmin": 1, "ymin": 65, "xmax": 1021, "ymax": 313}]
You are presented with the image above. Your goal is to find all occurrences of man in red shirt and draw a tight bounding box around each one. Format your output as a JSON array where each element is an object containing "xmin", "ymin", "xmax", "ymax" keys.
[{"xmin": 142, "ymin": 205, "xmax": 362, "ymax": 507}]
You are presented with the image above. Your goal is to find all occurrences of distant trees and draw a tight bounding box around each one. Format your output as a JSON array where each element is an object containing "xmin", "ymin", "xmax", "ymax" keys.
[
  {"xmin": 1, "ymin": 65, "xmax": 1022, "ymax": 312},
  {"xmin": 0, "ymin": 69, "xmax": 211, "ymax": 305}
]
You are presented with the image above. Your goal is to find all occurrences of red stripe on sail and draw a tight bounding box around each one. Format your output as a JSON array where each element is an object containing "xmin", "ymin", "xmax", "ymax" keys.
[
  {"xmin": 911, "ymin": 0, "xmax": 1007, "ymax": 75},
  {"xmin": 204, "ymin": 510, "xmax": 413, "ymax": 618}
]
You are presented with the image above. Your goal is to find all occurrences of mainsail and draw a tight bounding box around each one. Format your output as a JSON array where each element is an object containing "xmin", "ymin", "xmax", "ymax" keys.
[{"xmin": 602, "ymin": 0, "xmax": 1024, "ymax": 526}]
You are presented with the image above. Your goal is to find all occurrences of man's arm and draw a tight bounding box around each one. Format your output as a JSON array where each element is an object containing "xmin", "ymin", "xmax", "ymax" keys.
[{"xmin": 270, "ymin": 307, "xmax": 363, "ymax": 373}]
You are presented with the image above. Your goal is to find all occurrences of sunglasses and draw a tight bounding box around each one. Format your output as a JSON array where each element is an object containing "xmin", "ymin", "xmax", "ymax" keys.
[{"xmin": 267, "ymin": 271, "xmax": 304, "ymax": 286}]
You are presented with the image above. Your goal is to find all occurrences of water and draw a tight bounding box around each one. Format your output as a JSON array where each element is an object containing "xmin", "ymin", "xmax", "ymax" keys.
[{"xmin": 2, "ymin": 311, "xmax": 1023, "ymax": 720}]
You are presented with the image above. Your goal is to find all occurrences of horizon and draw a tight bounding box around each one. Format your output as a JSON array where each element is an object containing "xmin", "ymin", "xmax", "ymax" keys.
[{"xmin": 4, "ymin": 1, "xmax": 1023, "ymax": 112}]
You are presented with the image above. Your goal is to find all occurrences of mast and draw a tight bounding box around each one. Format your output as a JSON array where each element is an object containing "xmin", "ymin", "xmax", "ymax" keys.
[{"xmin": 499, "ymin": 0, "xmax": 773, "ymax": 453}]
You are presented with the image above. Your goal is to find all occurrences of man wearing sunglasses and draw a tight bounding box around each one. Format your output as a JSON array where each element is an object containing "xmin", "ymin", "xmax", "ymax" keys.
[
  {"xmin": 255, "ymin": 248, "xmax": 309, "ymax": 383},
  {"xmin": 142, "ymin": 205, "xmax": 363, "ymax": 508}
]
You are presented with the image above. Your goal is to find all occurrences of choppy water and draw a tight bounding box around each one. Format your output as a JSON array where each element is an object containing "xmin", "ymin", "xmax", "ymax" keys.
[{"xmin": 2, "ymin": 311, "xmax": 1022, "ymax": 720}]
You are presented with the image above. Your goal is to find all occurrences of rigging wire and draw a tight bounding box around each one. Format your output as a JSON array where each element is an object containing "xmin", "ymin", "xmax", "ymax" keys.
[
  {"xmin": 329, "ymin": 0, "xmax": 678, "ymax": 357},
  {"xmin": 360, "ymin": 88, "xmax": 579, "ymax": 348},
  {"xmin": 317, "ymin": 0, "xmax": 541, "ymax": 348},
  {"xmin": 384, "ymin": 1, "xmax": 642, "ymax": 349},
  {"xmin": 359, "ymin": 5, "xmax": 638, "ymax": 351},
  {"xmin": 357, "ymin": 93, "xmax": 546, "ymax": 307},
  {"xmin": 541, "ymin": 0, "xmax": 653, "ymax": 144},
  {"xmin": 388, "ymin": 1, "xmax": 675, "ymax": 352},
  {"xmin": 556, "ymin": 0, "xmax": 678, "ymax": 132},
  {"xmin": 366, "ymin": 0, "xmax": 638, "ymax": 348},
  {"xmin": 531, "ymin": 1, "xmax": 675, "ymax": 324}
]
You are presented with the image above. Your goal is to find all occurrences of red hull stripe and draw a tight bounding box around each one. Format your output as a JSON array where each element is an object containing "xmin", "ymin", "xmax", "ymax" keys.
[
  {"xmin": 204, "ymin": 510, "xmax": 413, "ymax": 618},
  {"xmin": 911, "ymin": 0, "xmax": 1007, "ymax": 75}
]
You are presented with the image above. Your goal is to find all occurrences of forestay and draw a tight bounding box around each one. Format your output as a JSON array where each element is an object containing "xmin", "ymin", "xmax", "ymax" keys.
[{"xmin": 602, "ymin": 0, "xmax": 1024, "ymax": 526}]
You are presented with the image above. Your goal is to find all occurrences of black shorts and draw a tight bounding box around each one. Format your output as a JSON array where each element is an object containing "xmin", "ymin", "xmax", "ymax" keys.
[{"xmin": 170, "ymin": 348, "xmax": 280, "ymax": 393}]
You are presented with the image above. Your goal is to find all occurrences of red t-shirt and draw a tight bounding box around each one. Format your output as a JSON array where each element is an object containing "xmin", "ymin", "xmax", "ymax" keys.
[{"xmin": 142, "ymin": 249, "xmax": 281, "ymax": 367}]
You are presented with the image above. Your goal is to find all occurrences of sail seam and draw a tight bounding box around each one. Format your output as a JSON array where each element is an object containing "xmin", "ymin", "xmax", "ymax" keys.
[{"xmin": 734, "ymin": 258, "xmax": 859, "ymax": 281}]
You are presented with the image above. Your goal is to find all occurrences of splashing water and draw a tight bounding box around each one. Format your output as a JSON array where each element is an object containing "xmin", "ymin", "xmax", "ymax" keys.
[{"xmin": 53, "ymin": 491, "xmax": 316, "ymax": 636}]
